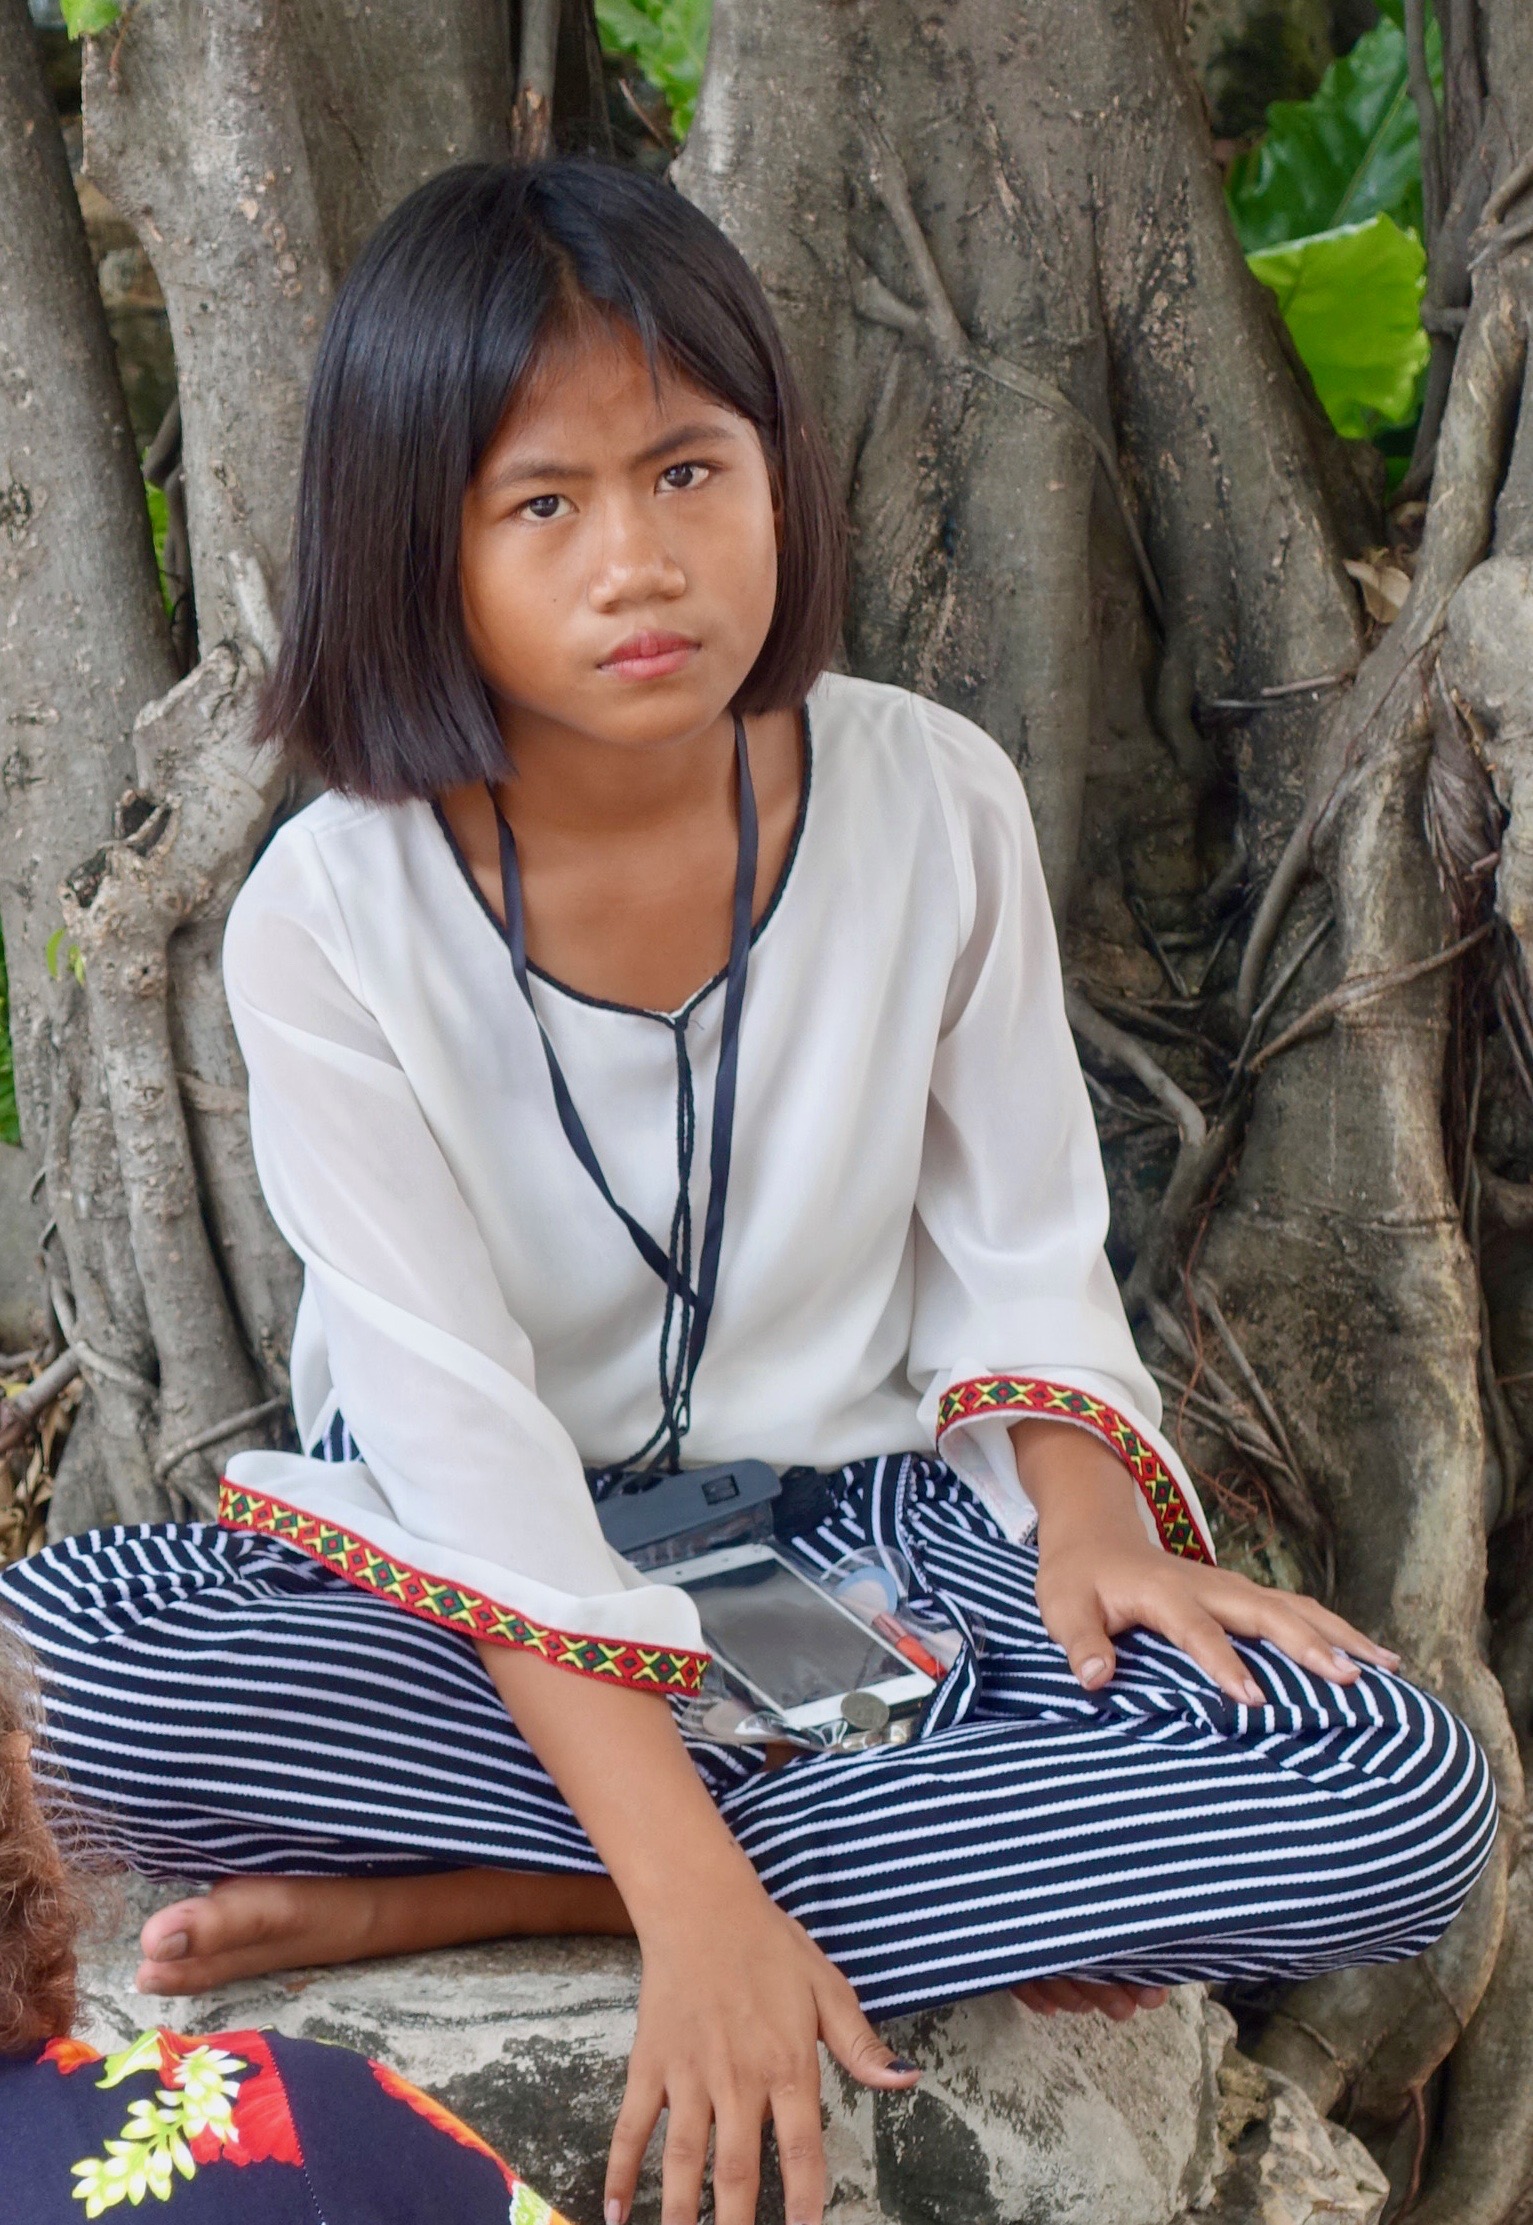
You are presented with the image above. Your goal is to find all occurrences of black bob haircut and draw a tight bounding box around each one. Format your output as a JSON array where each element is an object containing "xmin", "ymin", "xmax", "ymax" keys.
[{"xmin": 258, "ymin": 160, "xmax": 848, "ymax": 801}]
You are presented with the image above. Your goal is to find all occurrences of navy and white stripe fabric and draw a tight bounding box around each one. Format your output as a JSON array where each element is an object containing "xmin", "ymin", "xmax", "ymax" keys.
[{"xmin": 0, "ymin": 1454, "xmax": 1498, "ymax": 2020}]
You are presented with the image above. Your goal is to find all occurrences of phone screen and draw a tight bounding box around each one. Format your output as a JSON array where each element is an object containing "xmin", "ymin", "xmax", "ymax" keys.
[{"xmin": 678, "ymin": 1554, "xmax": 908, "ymax": 1711}]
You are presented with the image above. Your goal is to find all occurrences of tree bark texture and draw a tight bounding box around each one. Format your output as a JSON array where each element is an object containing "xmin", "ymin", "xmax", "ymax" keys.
[{"xmin": 2, "ymin": 0, "xmax": 1532, "ymax": 2207}]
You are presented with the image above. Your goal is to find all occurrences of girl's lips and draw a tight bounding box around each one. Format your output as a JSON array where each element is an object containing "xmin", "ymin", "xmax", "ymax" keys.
[{"xmin": 598, "ymin": 632, "xmax": 699, "ymax": 681}]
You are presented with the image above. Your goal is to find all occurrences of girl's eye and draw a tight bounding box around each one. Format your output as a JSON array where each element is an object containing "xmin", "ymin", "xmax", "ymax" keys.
[
  {"xmin": 659, "ymin": 462, "xmax": 709, "ymax": 492},
  {"xmin": 520, "ymin": 493, "xmax": 570, "ymax": 521}
]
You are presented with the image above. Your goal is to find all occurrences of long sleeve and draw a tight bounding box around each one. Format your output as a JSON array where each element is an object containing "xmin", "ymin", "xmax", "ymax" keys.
[
  {"xmin": 219, "ymin": 821, "xmax": 708, "ymax": 1692},
  {"xmin": 907, "ymin": 697, "xmax": 1214, "ymax": 1562}
]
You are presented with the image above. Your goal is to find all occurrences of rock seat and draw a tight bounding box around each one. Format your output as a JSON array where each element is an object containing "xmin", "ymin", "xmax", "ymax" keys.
[{"xmin": 75, "ymin": 1881, "xmax": 1387, "ymax": 2225}]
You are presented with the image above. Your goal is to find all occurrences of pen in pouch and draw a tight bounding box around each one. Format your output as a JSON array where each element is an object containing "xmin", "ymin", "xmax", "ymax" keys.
[{"xmin": 870, "ymin": 1611, "xmax": 945, "ymax": 1682}]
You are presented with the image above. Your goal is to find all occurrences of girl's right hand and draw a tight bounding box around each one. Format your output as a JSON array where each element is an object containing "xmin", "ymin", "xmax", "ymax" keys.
[{"xmin": 605, "ymin": 1877, "xmax": 919, "ymax": 2225}]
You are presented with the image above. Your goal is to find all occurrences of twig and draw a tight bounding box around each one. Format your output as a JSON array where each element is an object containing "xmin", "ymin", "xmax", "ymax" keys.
[
  {"xmin": 141, "ymin": 395, "xmax": 181, "ymax": 489},
  {"xmin": 1228, "ymin": 912, "xmax": 1335, "ymax": 1091},
  {"xmin": 1479, "ymin": 146, "xmax": 1533, "ymax": 233},
  {"xmin": 1468, "ymin": 203, "xmax": 1533, "ymax": 271},
  {"xmin": 1127, "ymin": 894, "xmax": 1190, "ymax": 1001},
  {"xmin": 512, "ymin": 0, "xmax": 559, "ymax": 158},
  {"xmin": 0, "ymin": 1348, "xmax": 81, "ymax": 1458},
  {"xmin": 50, "ymin": 1280, "xmax": 156, "ymax": 1401},
  {"xmin": 1065, "ymin": 990, "xmax": 1207, "ymax": 1146},
  {"xmin": 1248, "ymin": 924, "xmax": 1490, "ymax": 1075},
  {"xmin": 1203, "ymin": 672, "xmax": 1353, "ymax": 712},
  {"xmin": 616, "ymin": 73, "xmax": 673, "ymax": 153},
  {"xmin": 1192, "ymin": 1276, "xmax": 1312, "ymax": 1508},
  {"xmin": 855, "ymin": 128, "xmax": 1164, "ymax": 626},
  {"xmin": 155, "ymin": 1396, "xmax": 287, "ymax": 1482},
  {"xmin": 1123, "ymin": 1101, "xmax": 1247, "ymax": 1320}
]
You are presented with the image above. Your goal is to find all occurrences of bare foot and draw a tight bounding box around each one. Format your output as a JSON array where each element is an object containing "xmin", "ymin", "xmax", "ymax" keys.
[
  {"xmin": 136, "ymin": 1868, "xmax": 632, "ymax": 1996},
  {"xmin": 1012, "ymin": 1977, "xmax": 1170, "ymax": 2021}
]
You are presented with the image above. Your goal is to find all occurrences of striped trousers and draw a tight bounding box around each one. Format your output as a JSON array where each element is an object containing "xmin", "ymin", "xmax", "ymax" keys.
[{"xmin": 0, "ymin": 1454, "xmax": 1498, "ymax": 2020}]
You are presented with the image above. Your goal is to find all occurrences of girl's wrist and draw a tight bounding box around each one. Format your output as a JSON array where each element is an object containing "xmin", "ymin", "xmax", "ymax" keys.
[
  {"xmin": 1011, "ymin": 1420, "xmax": 1149, "ymax": 1554},
  {"xmin": 625, "ymin": 1840, "xmax": 770, "ymax": 1948}
]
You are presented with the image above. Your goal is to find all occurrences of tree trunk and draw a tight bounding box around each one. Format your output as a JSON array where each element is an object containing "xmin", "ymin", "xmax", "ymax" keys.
[{"xmin": 3, "ymin": 0, "xmax": 1532, "ymax": 2207}]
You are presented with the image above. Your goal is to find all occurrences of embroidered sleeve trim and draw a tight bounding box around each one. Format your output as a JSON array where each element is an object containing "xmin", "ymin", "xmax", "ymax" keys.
[
  {"xmin": 219, "ymin": 1481, "xmax": 710, "ymax": 1695},
  {"xmin": 936, "ymin": 1376, "xmax": 1214, "ymax": 1563}
]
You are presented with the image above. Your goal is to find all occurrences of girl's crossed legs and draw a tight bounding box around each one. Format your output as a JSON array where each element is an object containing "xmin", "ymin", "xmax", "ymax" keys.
[{"xmin": 0, "ymin": 1459, "xmax": 1498, "ymax": 2019}]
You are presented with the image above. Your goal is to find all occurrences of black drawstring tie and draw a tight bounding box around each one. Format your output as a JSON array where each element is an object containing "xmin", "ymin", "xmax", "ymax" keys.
[{"xmin": 490, "ymin": 713, "xmax": 758, "ymax": 1482}]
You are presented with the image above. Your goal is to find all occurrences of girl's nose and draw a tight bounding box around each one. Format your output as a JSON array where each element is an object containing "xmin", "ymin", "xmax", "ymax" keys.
[{"xmin": 587, "ymin": 508, "xmax": 686, "ymax": 610}]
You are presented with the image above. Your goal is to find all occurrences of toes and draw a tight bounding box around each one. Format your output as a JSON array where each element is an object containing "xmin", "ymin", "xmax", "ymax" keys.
[{"xmin": 139, "ymin": 1898, "xmax": 204, "ymax": 1963}]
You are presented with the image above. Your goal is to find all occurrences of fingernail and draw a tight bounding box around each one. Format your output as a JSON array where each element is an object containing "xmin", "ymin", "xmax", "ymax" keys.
[
  {"xmin": 1079, "ymin": 1656, "xmax": 1108, "ymax": 1687},
  {"xmin": 605, "ymin": 2202, "xmax": 624, "ymax": 2225},
  {"xmin": 1240, "ymin": 1679, "xmax": 1263, "ymax": 1706},
  {"xmin": 888, "ymin": 2054, "xmax": 920, "ymax": 2074},
  {"xmin": 1379, "ymin": 1649, "xmax": 1402, "ymax": 1667},
  {"xmin": 154, "ymin": 1930, "xmax": 189, "ymax": 1962}
]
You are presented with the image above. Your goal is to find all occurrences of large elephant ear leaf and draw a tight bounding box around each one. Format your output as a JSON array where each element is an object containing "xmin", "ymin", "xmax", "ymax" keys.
[
  {"xmin": 1226, "ymin": 6, "xmax": 1441, "ymax": 254},
  {"xmin": 1247, "ymin": 213, "xmax": 1430, "ymax": 438}
]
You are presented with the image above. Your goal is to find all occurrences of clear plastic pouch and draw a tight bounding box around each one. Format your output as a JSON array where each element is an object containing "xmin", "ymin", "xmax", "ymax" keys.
[{"xmin": 677, "ymin": 1544, "xmax": 965, "ymax": 1754}]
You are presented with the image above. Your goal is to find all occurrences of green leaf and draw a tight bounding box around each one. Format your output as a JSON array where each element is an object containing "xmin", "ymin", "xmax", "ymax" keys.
[
  {"xmin": 0, "ymin": 921, "xmax": 20, "ymax": 1149},
  {"xmin": 60, "ymin": 0, "xmax": 123, "ymax": 36},
  {"xmin": 1226, "ymin": 9, "xmax": 1442, "ymax": 254},
  {"xmin": 595, "ymin": 0, "xmax": 711, "ymax": 137},
  {"xmin": 1247, "ymin": 213, "xmax": 1429, "ymax": 438},
  {"xmin": 143, "ymin": 480, "xmax": 174, "ymax": 620},
  {"xmin": 44, "ymin": 926, "xmax": 67, "ymax": 981}
]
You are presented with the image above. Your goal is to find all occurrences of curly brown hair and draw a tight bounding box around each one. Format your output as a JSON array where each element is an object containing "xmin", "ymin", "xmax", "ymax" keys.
[{"xmin": 0, "ymin": 1615, "xmax": 84, "ymax": 2053}]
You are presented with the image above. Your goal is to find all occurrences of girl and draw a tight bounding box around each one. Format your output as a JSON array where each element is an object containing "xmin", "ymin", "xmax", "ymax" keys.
[
  {"xmin": 0, "ymin": 161, "xmax": 1497, "ymax": 2225},
  {"xmin": 0, "ymin": 1620, "xmax": 568, "ymax": 2222}
]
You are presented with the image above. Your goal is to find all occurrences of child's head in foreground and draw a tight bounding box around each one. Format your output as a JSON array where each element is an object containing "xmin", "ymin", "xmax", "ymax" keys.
[
  {"xmin": 260, "ymin": 159, "xmax": 847, "ymax": 801},
  {"xmin": 0, "ymin": 1617, "xmax": 81, "ymax": 2052}
]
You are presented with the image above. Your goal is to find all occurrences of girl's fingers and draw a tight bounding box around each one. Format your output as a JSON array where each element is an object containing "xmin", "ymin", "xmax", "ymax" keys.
[
  {"xmin": 659, "ymin": 2090, "xmax": 714, "ymax": 2225},
  {"xmin": 1196, "ymin": 1578, "xmax": 1398, "ymax": 1688},
  {"xmin": 1037, "ymin": 1585, "xmax": 1118, "ymax": 1691},
  {"xmin": 1164, "ymin": 1604, "xmax": 1264, "ymax": 1705},
  {"xmin": 1281, "ymin": 1592, "xmax": 1400, "ymax": 1667},
  {"xmin": 708, "ymin": 2099, "xmax": 765, "ymax": 2225},
  {"xmin": 816, "ymin": 1971, "xmax": 922, "ymax": 2092},
  {"xmin": 1012, "ymin": 1979, "xmax": 1059, "ymax": 2016},
  {"xmin": 772, "ymin": 2076, "xmax": 830, "ymax": 2225},
  {"xmin": 605, "ymin": 2069, "xmax": 663, "ymax": 2225}
]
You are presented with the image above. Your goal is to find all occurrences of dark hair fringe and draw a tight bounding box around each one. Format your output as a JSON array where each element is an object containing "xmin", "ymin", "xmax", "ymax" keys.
[{"xmin": 258, "ymin": 160, "xmax": 848, "ymax": 802}]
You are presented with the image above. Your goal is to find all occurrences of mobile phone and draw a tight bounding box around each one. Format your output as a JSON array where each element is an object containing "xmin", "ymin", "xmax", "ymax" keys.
[{"xmin": 657, "ymin": 1542, "xmax": 936, "ymax": 1731}]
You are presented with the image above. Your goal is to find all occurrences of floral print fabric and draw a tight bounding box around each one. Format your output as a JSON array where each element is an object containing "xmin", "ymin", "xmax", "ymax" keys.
[{"xmin": 0, "ymin": 2026, "xmax": 568, "ymax": 2224}]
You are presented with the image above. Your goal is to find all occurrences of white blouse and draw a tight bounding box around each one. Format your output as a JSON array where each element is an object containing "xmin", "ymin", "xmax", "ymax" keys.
[{"xmin": 221, "ymin": 673, "xmax": 1211, "ymax": 1692}]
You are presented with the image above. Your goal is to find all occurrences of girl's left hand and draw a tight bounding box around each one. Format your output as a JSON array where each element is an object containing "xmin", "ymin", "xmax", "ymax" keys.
[{"xmin": 1016, "ymin": 1418, "xmax": 1401, "ymax": 1706}]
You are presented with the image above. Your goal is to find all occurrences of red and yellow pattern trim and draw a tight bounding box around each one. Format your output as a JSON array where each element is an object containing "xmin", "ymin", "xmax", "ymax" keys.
[
  {"xmin": 936, "ymin": 1377, "xmax": 1214, "ymax": 1563},
  {"xmin": 218, "ymin": 1482, "xmax": 710, "ymax": 1695}
]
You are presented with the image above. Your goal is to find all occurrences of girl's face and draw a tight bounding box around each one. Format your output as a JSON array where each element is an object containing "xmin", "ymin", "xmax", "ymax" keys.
[{"xmin": 460, "ymin": 319, "xmax": 780, "ymax": 754}]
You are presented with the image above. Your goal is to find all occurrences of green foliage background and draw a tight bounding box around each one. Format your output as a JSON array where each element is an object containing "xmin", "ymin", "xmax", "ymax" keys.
[{"xmin": 1227, "ymin": 0, "xmax": 1439, "ymax": 445}]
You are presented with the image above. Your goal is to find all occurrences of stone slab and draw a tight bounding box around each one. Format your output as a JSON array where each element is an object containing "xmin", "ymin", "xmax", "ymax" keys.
[{"xmin": 76, "ymin": 1880, "xmax": 1385, "ymax": 2225}]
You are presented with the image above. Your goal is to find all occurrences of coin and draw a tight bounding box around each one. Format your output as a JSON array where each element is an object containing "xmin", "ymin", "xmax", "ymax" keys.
[{"xmin": 840, "ymin": 1689, "xmax": 890, "ymax": 1733}]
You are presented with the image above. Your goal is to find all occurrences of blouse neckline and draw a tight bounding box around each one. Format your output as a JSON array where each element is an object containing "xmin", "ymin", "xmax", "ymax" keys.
[{"xmin": 430, "ymin": 705, "xmax": 814, "ymax": 1025}]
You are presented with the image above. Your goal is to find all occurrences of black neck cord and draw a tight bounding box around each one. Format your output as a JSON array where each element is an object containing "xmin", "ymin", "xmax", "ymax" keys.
[{"xmin": 491, "ymin": 714, "xmax": 759, "ymax": 1479}]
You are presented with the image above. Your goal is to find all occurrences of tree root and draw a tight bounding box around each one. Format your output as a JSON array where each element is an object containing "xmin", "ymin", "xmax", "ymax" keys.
[
  {"xmin": 1402, "ymin": 1852, "xmax": 1533, "ymax": 2225},
  {"xmin": 58, "ymin": 629, "xmax": 288, "ymax": 1508},
  {"xmin": 1251, "ymin": 1838, "xmax": 1510, "ymax": 2123},
  {"xmin": 1065, "ymin": 991, "xmax": 1207, "ymax": 1146}
]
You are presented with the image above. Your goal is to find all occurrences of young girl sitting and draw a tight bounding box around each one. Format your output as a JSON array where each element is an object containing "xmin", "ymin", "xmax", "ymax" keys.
[
  {"xmin": 0, "ymin": 1620, "xmax": 567, "ymax": 2222},
  {"xmin": 0, "ymin": 161, "xmax": 1497, "ymax": 2225}
]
